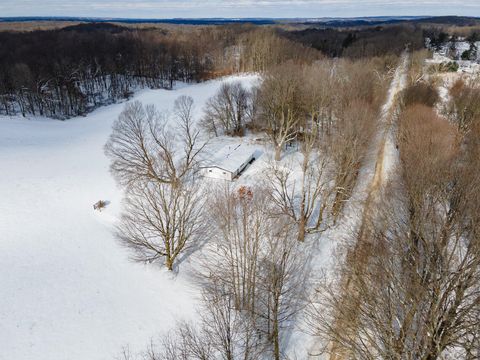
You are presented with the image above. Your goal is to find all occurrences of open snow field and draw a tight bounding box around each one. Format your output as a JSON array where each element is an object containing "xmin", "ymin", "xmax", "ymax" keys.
[{"xmin": 0, "ymin": 75, "xmax": 260, "ymax": 360}]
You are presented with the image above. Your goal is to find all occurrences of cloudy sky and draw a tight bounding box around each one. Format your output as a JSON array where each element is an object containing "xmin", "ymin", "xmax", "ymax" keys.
[{"xmin": 1, "ymin": 0, "xmax": 480, "ymax": 18}]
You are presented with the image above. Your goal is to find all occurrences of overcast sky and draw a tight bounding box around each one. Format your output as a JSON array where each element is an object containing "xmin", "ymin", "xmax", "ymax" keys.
[{"xmin": 1, "ymin": 0, "xmax": 480, "ymax": 18}]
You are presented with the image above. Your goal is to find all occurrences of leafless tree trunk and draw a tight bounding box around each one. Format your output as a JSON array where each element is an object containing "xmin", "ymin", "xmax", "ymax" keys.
[
  {"xmin": 105, "ymin": 99, "xmax": 206, "ymax": 188},
  {"xmin": 257, "ymin": 63, "xmax": 303, "ymax": 161},
  {"xmin": 328, "ymin": 100, "xmax": 376, "ymax": 222},
  {"xmin": 117, "ymin": 180, "xmax": 204, "ymax": 270},
  {"xmin": 201, "ymin": 82, "xmax": 251, "ymax": 137},
  {"xmin": 105, "ymin": 98, "xmax": 207, "ymax": 270},
  {"xmin": 256, "ymin": 219, "xmax": 304, "ymax": 360}
]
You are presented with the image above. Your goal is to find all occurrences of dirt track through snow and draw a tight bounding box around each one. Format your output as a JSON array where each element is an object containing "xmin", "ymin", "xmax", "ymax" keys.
[{"xmin": 309, "ymin": 51, "xmax": 410, "ymax": 360}]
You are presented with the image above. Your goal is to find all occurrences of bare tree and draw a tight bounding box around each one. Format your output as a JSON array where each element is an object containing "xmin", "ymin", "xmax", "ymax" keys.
[
  {"xmin": 105, "ymin": 99, "xmax": 206, "ymax": 188},
  {"xmin": 301, "ymin": 61, "xmax": 336, "ymax": 136},
  {"xmin": 257, "ymin": 63, "xmax": 303, "ymax": 161},
  {"xmin": 446, "ymin": 79, "xmax": 480, "ymax": 134},
  {"xmin": 329, "ymin": 100, "xmax": 376, "ymax": 222},
  {"xmin": 201, "ymin": 82, "xmax": 251, "ymax": 137},
  {"xmin": 201, "ymin": 280, "xmax": 263, "ymax": 360},
  {"xmin": 117, "ymin": 180, "xmax": 204, "ymax": 270},
  {"xmin": 105, "ymin": 98, "xmax": 207, "ymax": 270},
  {"xmin": 153, "ymin": 321, "xmax": 213, "ymax": 360},
  {"xmin": 147, "ymin": 281, "xmax": 263, "ymax": 360}
]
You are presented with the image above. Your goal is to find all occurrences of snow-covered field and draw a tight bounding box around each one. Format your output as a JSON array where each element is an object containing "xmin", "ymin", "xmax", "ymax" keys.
[{"xmin": 0, "ymin": 75, "xmax": 261, "ymax": 360}]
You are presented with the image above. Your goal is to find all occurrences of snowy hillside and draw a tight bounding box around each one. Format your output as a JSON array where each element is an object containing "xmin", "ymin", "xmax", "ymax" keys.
[{"xmin": 0, "ymin": 75, "xmax": 260, "ymax": 360}]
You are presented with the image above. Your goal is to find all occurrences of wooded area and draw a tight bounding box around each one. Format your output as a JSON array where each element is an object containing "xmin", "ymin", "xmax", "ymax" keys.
[{"xmin": 4, "ymin": 16, "xmax": 480, "ymax": 360}]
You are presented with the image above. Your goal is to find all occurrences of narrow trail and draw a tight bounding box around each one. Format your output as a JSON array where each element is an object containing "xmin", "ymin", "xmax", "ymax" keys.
[
  {"xmin": 356, "ymin": 51, "xmax": 409, "ymax": 242},
  {"xmin": 329, "ymin": 50, "xmax": 409, "ymax": 360},
  {"xmin": 309, "ymin": 51, "xmax": 410, "ymax": 359}
]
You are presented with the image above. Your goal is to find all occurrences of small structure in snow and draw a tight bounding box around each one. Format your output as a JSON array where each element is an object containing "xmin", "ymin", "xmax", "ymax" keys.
[
  {"xmin": 93, "ymin": 200, "xmax": 107, "ymax": 211},
  {"xmin": 201, "ymin": 144, "xmax": 256, "ymax": 181}
]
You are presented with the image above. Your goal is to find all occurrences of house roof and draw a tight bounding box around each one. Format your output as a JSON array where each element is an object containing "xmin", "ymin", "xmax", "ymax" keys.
[{"xmin": 202, "ymin": 144, "xmax": 256, "ymax": 173}]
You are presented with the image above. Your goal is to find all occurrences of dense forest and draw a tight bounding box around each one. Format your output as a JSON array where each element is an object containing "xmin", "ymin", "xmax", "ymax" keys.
[
  {"xmin": 0, "ymin": 24, "xmax": 215, "ymax": 118},
  {"xmin": 2, "ymin": 15, "xmax": 480, "ymax": 360},
  {"xmin": 0, "ymin": 21, "xmax": 432, "ymax": 119},
  {"xmin": 283, "ymin": 24, "xmax": 425, "ymax": 57},
  {"xmin": 0, "ymin": 23, "xmax": 318, "ymax": 118}
]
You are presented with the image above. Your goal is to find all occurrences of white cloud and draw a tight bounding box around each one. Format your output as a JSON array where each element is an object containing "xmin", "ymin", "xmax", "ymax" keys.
[{"xmin": 0, "ymin": 0, "xmax": 479, "ymax": 18}]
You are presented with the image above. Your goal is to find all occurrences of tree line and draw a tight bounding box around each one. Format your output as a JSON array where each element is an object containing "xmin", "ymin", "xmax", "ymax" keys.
[
  {"xmin": 283, "ymin": 24, "xmax": 425, "ymax": 58},
  {"xmin": 309, "ymin": 58, "xmax": 480, "ymax": 359},
  {"xmin": 0, "ymin": 24, "xmax": 319, "ymax": 119},
  {"xmin": 0, "ymin": 24, "xmax": 216, "ymax": 118}
]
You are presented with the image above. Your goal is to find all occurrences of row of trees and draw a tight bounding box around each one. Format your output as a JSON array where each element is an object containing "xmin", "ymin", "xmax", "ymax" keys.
[
  {"xmin": 284, "ymin": 24, "xmax": 425, "ymax": 58},
  {"xmin": 0, "ymin": 25, "xmax": 214, "ymax": 118},
  {"xmin": 3, "ymin": 22, "xmax": 420, "ymax": 121},
  {"xmin": 309, "ymin": 70, "xmax": 480, "ymax": 358},
  {"xmin": 0, "ymin": 24, "xmax": 320, "ymax": 119}
]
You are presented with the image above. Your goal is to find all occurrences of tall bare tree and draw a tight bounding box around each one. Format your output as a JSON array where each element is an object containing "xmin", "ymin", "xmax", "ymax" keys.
[
  {"xmin": 201, "ymin": 82, "xmax": 251, "ymax": 137},
  {"xmin": 329, "ymin": 100, "xmax": 376, "ymax": 222},
  {"xmin": 105, "ymin": 98, "xmax": 207, "ymax": 270},
  {"xmin": 446, "ymin": 79, "xmax": 480, "ymax": 134},
  {"xmin": 257, "ymin": 63, "xmax": 303, "ymax": 161},
  {"xmin": 105, "ymin": 99, "xmax": 206, "ymax": 188},
  {"xmin": 117, "ymin": 180, "xmax": 204, "ymax": 270},
  {"xmin": 206, "ymin": 185, "xmax": 268, "ymax": 313}
]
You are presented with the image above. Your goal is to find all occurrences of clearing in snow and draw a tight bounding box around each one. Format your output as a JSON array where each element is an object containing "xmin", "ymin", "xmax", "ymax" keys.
[{"xmin": 0, "ymin": 75, "xmax": 259, "ymax": 360}]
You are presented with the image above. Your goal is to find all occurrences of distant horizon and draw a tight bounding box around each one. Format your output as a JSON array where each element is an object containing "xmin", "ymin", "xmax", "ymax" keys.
[
  {"xmin": 1, "ymin": 14, "xmax": 474, "ymax": 21},
  {"xmin": 2, "ymin": 0, "xmax": 480, "ymax": 19}
]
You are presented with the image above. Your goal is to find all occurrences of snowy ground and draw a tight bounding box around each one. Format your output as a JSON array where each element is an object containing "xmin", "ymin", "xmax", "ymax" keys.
[
  {"xmin": 0, "ymin": 75, "xmax": 262, "ymax": 360},
  {"xmin": 0, "ymin": 57, "xmax": 412, "ymax": 359}
]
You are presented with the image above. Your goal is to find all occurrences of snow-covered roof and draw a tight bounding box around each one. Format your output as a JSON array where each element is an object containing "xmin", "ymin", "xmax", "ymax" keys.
[{"xmin": 202, "ymin": 144, "xmax": 256, "ymax": 173}]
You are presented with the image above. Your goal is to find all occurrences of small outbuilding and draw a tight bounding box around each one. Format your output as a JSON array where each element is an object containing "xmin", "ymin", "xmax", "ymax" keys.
[{"xmin": 201, "ymin": 144, "xmax": 256, "ymax": 181}]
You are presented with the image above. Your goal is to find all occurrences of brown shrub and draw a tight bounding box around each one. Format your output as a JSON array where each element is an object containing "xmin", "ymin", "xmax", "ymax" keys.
[{"xmin": 402, "ymin": 82, "xmax": 440, "ymax": 108}]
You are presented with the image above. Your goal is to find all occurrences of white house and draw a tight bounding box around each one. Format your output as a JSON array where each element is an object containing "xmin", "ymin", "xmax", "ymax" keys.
[{"xmin": 201, "ymin": 144, "xmax": 256, "ymax": 181}]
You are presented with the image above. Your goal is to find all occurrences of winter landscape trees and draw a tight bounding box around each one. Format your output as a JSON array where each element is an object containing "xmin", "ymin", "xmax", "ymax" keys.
[
  {"xmin": 105, "ymin": 98, "xmax": 206, "ymax": 270},
  {"xmin": 307, "ymin": 52, "xmax": 480, "ymax": 360},
  {"xmin": 4, "ymin": 16, "xmax": 480, "ymax": 360},
  {"xmin": 96, "ymin": 32, "xmax": 480, "ymax": 358},
  {"xmin": 103, "ymin": 48, "xmax": 399, "ymax": 359},
  {"xmin": 201, "ymin": 82, "xmax": 253, "ymax": 136}
]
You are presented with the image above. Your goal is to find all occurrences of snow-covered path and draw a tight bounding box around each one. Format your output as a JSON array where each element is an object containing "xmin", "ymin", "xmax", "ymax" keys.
[
  {"xmin": 308, "ymin": 51, "xmax": 410, "ymax": 359},
  {"xmin": 357, "ymin": 50, "xmax": 409, "ymax": 233},
  {"xmin": 0, "ymin": 75, "xmax": 259, "ymax": 360}
]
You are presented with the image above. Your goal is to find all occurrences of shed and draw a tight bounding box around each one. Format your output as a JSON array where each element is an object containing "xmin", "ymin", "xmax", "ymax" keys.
[{"xmin": 201, "ymin": 144, "xmax": 256, "ymax": 181}]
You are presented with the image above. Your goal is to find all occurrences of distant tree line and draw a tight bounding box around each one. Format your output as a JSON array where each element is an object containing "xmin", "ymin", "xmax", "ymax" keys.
[
  {"xmin": 0, "ymin": 24, "xmax": 220, "ymax": 118},
  {"xmin": 0, "ymin": 23, "xmax": 321, "ymax": 119},
  {"xmin": 0, "ymin": 22, "xmax": 426, "ymax": 120},
  {"xmin": 282, "ymin": 24, "xmax": 425, "ymax": 58}
]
